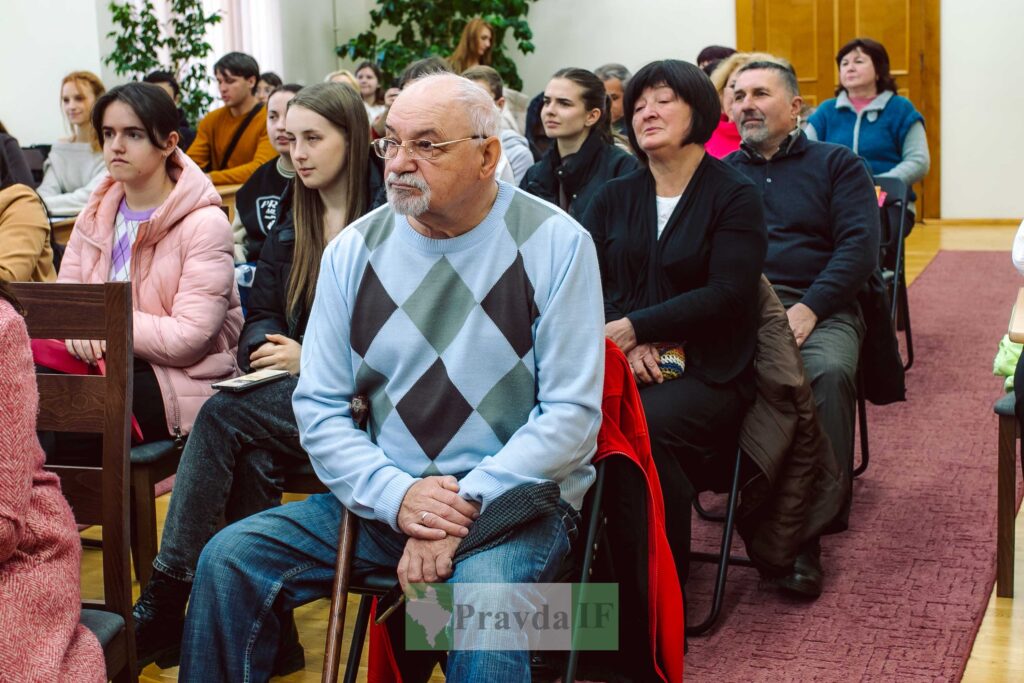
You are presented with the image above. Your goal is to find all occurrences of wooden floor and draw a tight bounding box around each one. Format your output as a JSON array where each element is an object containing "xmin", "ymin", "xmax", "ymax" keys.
[{"xmin": 81, "ymin": 219, "xmax": 1022, "ymax": 682}]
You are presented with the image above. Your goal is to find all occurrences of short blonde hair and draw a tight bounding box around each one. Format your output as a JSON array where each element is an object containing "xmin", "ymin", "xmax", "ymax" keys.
[
  {"xmin": 709, "ymin": 52, "xmax": 792, "ymax": 95},
  {"xmin": 324, "ymin": 69, "xmax": 359, "ymax": 92}
]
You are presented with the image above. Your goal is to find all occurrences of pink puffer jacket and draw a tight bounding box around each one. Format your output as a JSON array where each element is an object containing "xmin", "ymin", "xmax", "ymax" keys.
[{"xmin": 58, "ymin": 150, "xmax": 242, "ymax": 438}]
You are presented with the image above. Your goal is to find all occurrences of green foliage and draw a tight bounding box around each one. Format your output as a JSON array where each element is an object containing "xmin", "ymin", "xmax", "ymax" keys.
[
  {"xmin": 103, "ymin": 0, "xmax": 222, "ymax": 126},
  {"xmin": 338, "ymin": 0, "xmax": 539, "ymax": 91}
]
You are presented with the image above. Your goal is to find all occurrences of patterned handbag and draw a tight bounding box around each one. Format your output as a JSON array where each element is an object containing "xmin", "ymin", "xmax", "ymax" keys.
[{"xmin": 654, "ymin": 343, "xmax": 686, "ymax": 380}]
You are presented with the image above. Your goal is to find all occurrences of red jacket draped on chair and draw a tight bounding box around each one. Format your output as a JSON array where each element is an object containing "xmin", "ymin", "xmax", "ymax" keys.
[{"xmin": 366, "ymin": 340, "xmax": 684, "ymax": 682}]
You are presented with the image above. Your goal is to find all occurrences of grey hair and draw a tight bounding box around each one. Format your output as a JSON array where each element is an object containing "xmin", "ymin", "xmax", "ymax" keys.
[
  {"xmin": 737, "ymin": 60, "xmax": 801, "ymax": 97},
  {"xmin": 594, "ymin": 63, "xmax": 632, "ymax": 85},
  {"xmin": 405, "ymin": 73, "xmax": 501, "ymax": 137}
]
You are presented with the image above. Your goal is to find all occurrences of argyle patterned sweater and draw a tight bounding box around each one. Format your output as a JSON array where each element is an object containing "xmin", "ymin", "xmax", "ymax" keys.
[{"xmin": 293, "ymin": 181, "xmax": 605, "ymax": 530}]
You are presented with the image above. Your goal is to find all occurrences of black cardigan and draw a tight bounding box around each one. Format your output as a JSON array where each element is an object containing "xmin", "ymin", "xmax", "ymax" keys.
[
  {"xmin": 520, "ymin": 130, "xmax": 638, "ymax": 222},
  {"xmin": 582, "ymin": 155, "xmax": 767, "ymax": 386},
  {"xmin": 236, "ymin": 157, "xmax": 294, "ymax": 263},
  {"xmin": 237, "ymin": 153, "xmax": 385, "ymax": 371},
  {"xmin": 237, "ymin": 213, "xmax": 303, "ymax": 372}
]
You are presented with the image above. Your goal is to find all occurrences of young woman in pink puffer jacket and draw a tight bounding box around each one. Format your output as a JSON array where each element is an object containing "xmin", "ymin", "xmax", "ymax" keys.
[{"xmin": 54, "ymin": 83, "xmax": 242, "ymax": 461}]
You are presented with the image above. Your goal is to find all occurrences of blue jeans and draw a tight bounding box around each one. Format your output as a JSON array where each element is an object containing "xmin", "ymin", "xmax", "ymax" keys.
[{"xmin": 179, "ymin": 492, "xmax": 579, "ymax": 683}]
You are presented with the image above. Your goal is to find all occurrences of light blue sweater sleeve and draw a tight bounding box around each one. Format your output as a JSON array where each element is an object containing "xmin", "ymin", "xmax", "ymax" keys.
[
  {"xmin": 292, "ymin": 244, "xmax": 417, "ymax": 531},
  {"xmin": 457, "ymin": 225, "xmax": 605, "ymax": 510}
]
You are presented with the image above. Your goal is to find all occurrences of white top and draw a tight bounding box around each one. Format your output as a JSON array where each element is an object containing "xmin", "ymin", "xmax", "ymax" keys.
[
  {"xmin": 36, "ymin": 140, "xmax": 107, "ymax": 216},
  {"xmin": 1013, "ymin": 218, "xmax": 1024, "ymax": 276},
  {"xmin": 108, "ymin": 198, "xmax": 154, "ymax": 282},
  {"xmin": 364, "ymin": 102, "xmax": 387, "ymax": 125},
  {"xmin": 656, "ymin": 194, "xmax": 682, "ymax": 238}
]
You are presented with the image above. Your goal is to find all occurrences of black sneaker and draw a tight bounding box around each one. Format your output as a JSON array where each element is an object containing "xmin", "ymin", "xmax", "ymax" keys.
[{"xmin": 132, "ymin": 569, "xmax": 191, "ymax": 668}]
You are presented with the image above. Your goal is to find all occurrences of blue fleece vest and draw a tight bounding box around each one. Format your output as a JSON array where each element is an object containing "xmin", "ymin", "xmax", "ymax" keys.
[{"xmin": 808, "ymin": 92, "xmax": 923, "ymax": 177}]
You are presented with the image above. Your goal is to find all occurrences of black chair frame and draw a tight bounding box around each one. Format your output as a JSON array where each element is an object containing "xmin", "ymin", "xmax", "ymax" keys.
[
  {"xmin": 875, "ymin": 175, "xmax": 914, "ymax": 371},
  {"xmin": 322, "ymin": 462, "xmax": 610, "ymax": 683},
  {"xmin": 688, "ymin": 447, "xmax": 755, "ymax": 637}
]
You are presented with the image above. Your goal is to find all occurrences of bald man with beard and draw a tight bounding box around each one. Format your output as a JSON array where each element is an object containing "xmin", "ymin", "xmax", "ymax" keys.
[{"xmin": 178, "ymin": 74, "xmax": 605, "ymax": 683}]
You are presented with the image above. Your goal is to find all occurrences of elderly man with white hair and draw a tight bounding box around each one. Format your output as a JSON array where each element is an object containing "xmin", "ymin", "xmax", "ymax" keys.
[{"xmin": 178, "ymin": 73, "xmax": 605, "ymax": 682}]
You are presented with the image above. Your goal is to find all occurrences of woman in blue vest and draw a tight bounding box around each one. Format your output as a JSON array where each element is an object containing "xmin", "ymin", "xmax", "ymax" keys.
[{"xmin": 806, "ymin": 38, "xmax": 929, "ymax": 232}]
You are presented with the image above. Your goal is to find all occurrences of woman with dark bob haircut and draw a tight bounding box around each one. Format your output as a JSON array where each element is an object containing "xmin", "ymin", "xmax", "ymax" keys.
[
  {"xmin": 807, "ymin": 37, "xmax": 929, "ymax": 227},
  {"xmin": 582, "ymin": 59, "xmax": 767, "ymax": 594}
]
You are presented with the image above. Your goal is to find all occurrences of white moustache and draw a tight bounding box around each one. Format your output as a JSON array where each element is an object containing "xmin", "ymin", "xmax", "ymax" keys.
[{"xmin": 386, "ymin": 172, "xmax": 428, "ymax": 192}]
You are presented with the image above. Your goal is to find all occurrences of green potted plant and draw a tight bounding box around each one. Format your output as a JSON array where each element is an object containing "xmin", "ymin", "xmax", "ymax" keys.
[
  {"xmin": 339, "ymin": 0, "xmax": 539, "ymax": 91},
  {"xmin": 103, "ymin": 0, "xmax": 222, "ymax": 126}
]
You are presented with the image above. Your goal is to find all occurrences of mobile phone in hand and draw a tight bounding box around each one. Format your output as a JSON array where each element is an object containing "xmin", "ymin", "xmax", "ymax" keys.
[{"xmin": 212, "ymin": 368, "xmax": 290, "ymax": 392}]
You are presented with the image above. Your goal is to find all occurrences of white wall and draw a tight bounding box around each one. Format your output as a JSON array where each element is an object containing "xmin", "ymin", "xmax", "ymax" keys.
[
  {"xmin": 515, "ymin": 0, "xmax": 735, "ymax": 95},
  {"xmin": 324, "ymin": 0, "xmax": 735, "ymax": 94},
  {"xmin": 0, "ymin": 1, "xmax": 107, "ymax": 146},
  {"xmin": 278, "ymin": 0, "xmax": 339, "ymax": 84},
  {"xmin": 941, "ymin": 0, "xmax": 1024, "ymax": 219},
  {"xmin": 4, "ymin": 0, "xmax": 1020, "ymax": 219}
]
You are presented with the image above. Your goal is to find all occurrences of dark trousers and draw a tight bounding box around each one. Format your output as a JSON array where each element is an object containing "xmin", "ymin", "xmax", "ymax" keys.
[
  {"xmin": 774, "ymin": 286, "xmax": 865, "ymax": 527},
  {"xmin": 40, "ymin": 358, "xmax": 171, "ymax": 466},
  {"xmin": 640, "ymin": 373, "xmax": 750, "ymax": 589},
  {"xmin": 154, "ymin": 375, "xmax": 307, "ymax": 582}
]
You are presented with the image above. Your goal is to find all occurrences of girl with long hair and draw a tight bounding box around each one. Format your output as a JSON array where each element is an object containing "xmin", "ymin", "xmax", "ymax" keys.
[
  {"xmin": 520, "ymin": 67, "xmax": 638, "ymax": 220},
  {"xmin": 448, "ymin": 17, "xmax": 494, "ymax": 73},
  {"xmin": 355, "ymin": 60, "xmax": 387, "ymax": 125},
  {"xmin": 232, "ymin": 83, "xmax": 303, "ymax": 264},
  {"xmin": 130, "ymin": 81, "xmax": 381, "ymax": 673},
  {"xmin": 37, "ymin": 71, "xmax": 108, "ymax": 216}
]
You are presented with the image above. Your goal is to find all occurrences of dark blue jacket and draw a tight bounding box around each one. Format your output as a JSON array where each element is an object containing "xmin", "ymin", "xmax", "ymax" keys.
[
  {"xmin": 724, "ymin": 131, "xmax": 879, "ymax": 320},
  {"xmin": 520, "ymin": 130, "xmax": 637, "ymax": 222}
]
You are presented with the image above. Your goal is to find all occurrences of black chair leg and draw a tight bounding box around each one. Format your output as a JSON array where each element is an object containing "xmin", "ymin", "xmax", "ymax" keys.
[
  {"xmin": 564, "ymin": 462, "xmax": 607, "ymax": 683},
  {"xmin": 686, "ymin": 447, "xmax": 747, "ymax": 637},
  {"xmin": 342, "ymin": 596, "xmax": 374, "ymax": 683},
  {"xmin": 853, "ymin": 368, "xmax": 870, "ymax": 478},
  {"xmin": 900, "ymin": 269, "xmax": 913, "ymax": 371}
]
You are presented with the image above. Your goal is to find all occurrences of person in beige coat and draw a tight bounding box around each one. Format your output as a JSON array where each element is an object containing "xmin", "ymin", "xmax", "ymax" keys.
[{"xmin": 0, "ymin": 184, "xmax": 56, "ymax": 282}]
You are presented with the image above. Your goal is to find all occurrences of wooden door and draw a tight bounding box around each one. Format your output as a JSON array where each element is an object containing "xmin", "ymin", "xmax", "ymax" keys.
[{"xmin": 736, "ymin": 0, "xmax": 941, "ymax": 219}]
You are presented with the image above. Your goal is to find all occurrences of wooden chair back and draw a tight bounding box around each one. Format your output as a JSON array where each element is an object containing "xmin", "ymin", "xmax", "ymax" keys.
[{"xmin": 9, "ymin": 281, "xmax": 137, "ymax": 678}]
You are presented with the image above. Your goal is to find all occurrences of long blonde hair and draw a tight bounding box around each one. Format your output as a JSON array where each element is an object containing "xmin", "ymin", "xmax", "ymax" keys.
[
  {"xmin": 286, "ymin": 83, "xmax": 369, "ymax": 317},
  {"xmin": 60, "ymin": 71, "xmax": 106, "ymax": 151},
  {"xmin": 449, "ymin": 17, "xmax": 494, "ymax": 74}
]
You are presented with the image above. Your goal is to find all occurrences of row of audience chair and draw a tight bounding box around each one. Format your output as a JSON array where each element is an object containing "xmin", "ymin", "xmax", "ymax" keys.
[{"xmin": 15, "ymin": 176, "xmax": 919, "ymax": 678}]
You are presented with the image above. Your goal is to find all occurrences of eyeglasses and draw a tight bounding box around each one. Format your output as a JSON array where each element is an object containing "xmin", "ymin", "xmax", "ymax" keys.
[{"xmin": 372, "ymin": 135, "xmax": 485, "ymax": 160}]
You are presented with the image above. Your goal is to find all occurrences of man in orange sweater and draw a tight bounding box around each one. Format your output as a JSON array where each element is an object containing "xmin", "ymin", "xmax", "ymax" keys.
[{"xmin": 187, "ymin": 52, "xmax": 276, "ymax": 186}]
